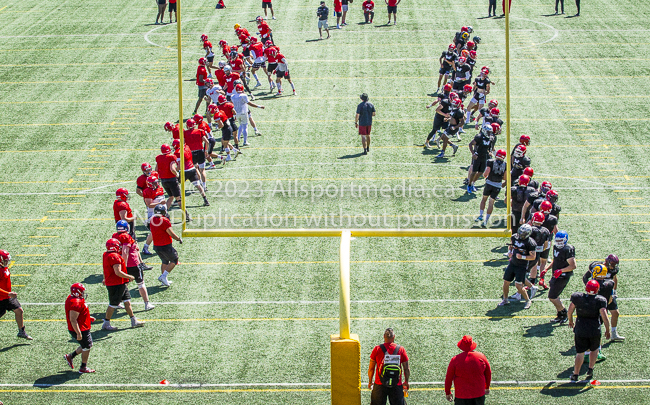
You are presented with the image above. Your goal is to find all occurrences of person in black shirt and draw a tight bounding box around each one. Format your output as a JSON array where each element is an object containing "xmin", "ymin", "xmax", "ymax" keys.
[
  {"xmin": 452, "ymin": 57, "xmax": 472, "ymax": 94},
  {"xmin": 542, "ymin": 231, "xmax": 576, "ymax": 324},
  {"xmin": 425, "ymin": 95, "xmax": 451, "ymax": 149},
  {"xmin": 317, "ymin": 2, "xmax": 330, "ymax": 40},
  {"xmin": 465, "ymin": 68, "xmax": 491, "ymax": 124},
  {"xmin": 587, "ymin": 256, "xmax": 624, "ymax": 341},
  {"xmin": 436, "ymin": 100, "xmax": 463, "ymax": 158},
  {"xmin": 511, "ymin": 145, "xmax": 530, "ymax": 186},
  {"xmin": 528, "ymin": 212, "xmax": 550, "ymax": 288},
  {"xmin": 476, "ymin": 149, "xmax": 507, "ymax": 227},
  {"xmin": 355, "ymin": 93, "xmax": 376, "ymax": 155},
  {"xmin": 499, "ymin": 224, "xmax": 537, "ymax": 309},
  {"xmin": 466, "ymin": 126, "xmax": 495, "ymax": 193},
  {"xmin": 568, "ymin": 280, "xmax": 610, "ymax": 382},
  {"xmin": 437, "ymin": 45, "xmax": 457, "ymax": 93},
  {"xmin": 429, "ymin": 83, "xmax": 452, "ymax": 110},
  {"xmin": 510, "ymin": 174, "xmax": 537, "ymax": 235}
]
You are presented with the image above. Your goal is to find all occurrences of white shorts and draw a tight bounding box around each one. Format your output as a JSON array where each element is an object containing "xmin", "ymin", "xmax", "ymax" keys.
[
  {"xmin": 237, "ymin": 113, "xmax": 249, "ymax": 125},
  {"xmin": 254, "ymin": 56, "xmax": 265, "ymax": 64}
]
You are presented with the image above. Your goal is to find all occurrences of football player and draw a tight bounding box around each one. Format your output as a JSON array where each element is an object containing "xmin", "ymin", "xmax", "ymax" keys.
[
  {"xmin": 155, "ymin": 144, "xmax": 189, "ymax": 224},
  {"xmin": 437, "ymin": 44, "xmax": 457, "ymax": 94},
  {"xmin": 164, "ymin": 121, "xmax": 180, "ymax": 141},
  {"xmin": 183, "ymin": 118, "xmax": 209, "ymax": 192},
  {"xmin": 362, "ymin": 0, "xmax": 375, "ymax": 23},
  {"xmin": 0, "ymin": 250, "xmax": 32, "ymax": 340},
  {"xmin": 113, "ymin": 188, "xmax": 136, "ymax": 238},
  {"xmin": 248, "ymin": 37, "xmax": 266, "ymax": 88},
  {"xmin": 452, "ymin": 57, "xmax": 472, "ymax": 97},
  {"xmin": 424, "ymin": 90, "xmax": 452, "ymax": 148},
  {"xmin": 543, "ymin": 231, "xmax": 576, "ymax": 324},
  {"xmin": 64, "ymin": 283, "xmax": 95, "ymax": 373},
  {"xmin": 510, "ymin": 174, "xmax": 537, "ymax": 234},
  {"xmin": 113, "ymin": 220, "xmax": 154, "ymax": 311},
  {"xmin": 587, "ymin": 255, "xmax": 623, "ymax": 341},
  {"xmin": 201, "ymin": 34, "xmax": 215, "ymax": 78},
  {"xmin": 257, "ymin": 16, "xmax": 274, "ymax": 44},
  {"xmin": 466, "ymin": 123, "xmax": 496, "ymax": 193},
  {"xmin": 193, "ymin": 57, "xmax": 209, "ymax": 116},
  {"xmin": 214, "ymin": 61, "xmax": 227, "ymax": 90},
  {"xmin": 465, "ymin": 67, "xmax": 491, "ymax": 124},
  {"xmin": 537, "ymin": 201, "xmax": 560, "ymax": 288},
  {"xmin": 435, "ymin": 98, "xmax": 463, "ymax": 158},
  {"xmin": 428, "ymin": 83, "xmax": 452, "ymax": 110},
  {"xmin": 101, "ymin": 238, "xmax": 144, "ymax": 331},
  {"xmin": 263, "ymin": 41, "xmax": 279, "ymax": 92},
  {"xmin": 453, "ymin": 26, "xmax": 470, "ymax": 51},
  {"xmin": 150, "ymin": 204, "xmax": 183, "ymax": 287},
  {"xmin": 231, "ymin": 83, "xmax": 266, "ymax": 147},
  {"xmin": 510, "ymin": 144, "xmax": 530, "ymax": 186},
  {"xmin": 527, "ymin": 211, "xmax": 550, "ymax": 294},
  {"xmin": 521, "ymin": 180, "xmax": 551, "ymax": 223},
  {"xmin": 229, "ymin": 49, "xmax": 254, "ymax": 99},
  {"xmin": 205, "ymin": 79, "xmax": 225, "ymax": 113},
  {"xmin": 172, "ymin": 139, "xmax": 211, "ymax": 205},
  {"xmin": 474, "ymin": 99, "xmax": 498, "ymax": 130},
  {"xmin": 275, "ymin": 51, "xmax": 296, "ymax": 96},
  {"xmin": 213, "ymin": 101, "xmax": 240, "ymax": 161},
  {"xmin": 193, "ymin": 113, "xmax": 219, "ymax": 171},
  {"xmin": 141, "ymin": 174, "xmax": 166, "ymax": 256},
  {"xmin": 475, "ymin": 149, "xmax": 507, "ymax": 227},
  {"xmin": 223, "ymin": 66, "xmax": 242, "ymax": 99},
  {"xmin": 499, "ymin": 224, "xmax": 537, "ymax": 309}
]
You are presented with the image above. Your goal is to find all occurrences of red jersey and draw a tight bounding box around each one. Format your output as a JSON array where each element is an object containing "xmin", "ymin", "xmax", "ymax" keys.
[
  {"xmin": 112, "ymin": 232, "xmax": 139, "ymax": 267},
  {"xmin": 217, "ymin": 102, "xmax": 236, "ymax": 119},
  {"xmin": 155, "ymin": 153, "xmax": 177, "ymax": 179},
  {"xmin": 235, "ymin": 27, "xmax": 250, "ymax": 38},
  {"xmin": 250, "ymin": 42, "xmax": 264, "ymax": 59},
  {"xmin": 213, "ymin": 110, "xmax": 229, "ymax": 125},
  {"xmin": 184, "ymin": 128, "xmax": 206, "ymax": 151},
  {"xmin": 170, "ymin": 123, "xmax": 180, "ymax": 140},
  {"xmin": 230, "ymin": 55, "xmax": 245, "ymax": 72},
  {"xmin": 387, "ymin": 0, "xmax": 398, "ymax": 6},
  {"xmin": 263, "ymin": 47, "xmax": 279, "ymax": 63},
  {"xmin": 363, "ymin": 0, "xmax": 375, "ymax": 10},
  {"xmin": 65, "ymin": 295, "xmax": 92, "ymax": 332},
  {"xmin": 102, "ymin": 251, "xmax": 129, "ymax": 287},
  {"xmin": 215, "ymin": 69, "xmax": 226, "ymax": 87},
  {"xmin": 196, "ymin": 65, "xmax": 207, "ymax": 86},
  {"xmin": 136, "ymin": 174, "xmax": 148, "ymax": 192},
  {"xmin": 203, "ymin": 40, "xmax": 213, "ymax": 53},
  {"xmin": 143, "ymin": 185, "xmax": 165, "ymax": 201},
  {"xmin": 198, "ymin": 120, "xmax": 212, "ymax": 135},
  {"xmin": 223, "ymin": 72, "xmax": 241, "ymax": 93},
  {"xmin": 150, "ymin": 215, "xmax": 173, "ymax": 246},
  {"xmin": 258, "ymin": 22, "xmax": 271, "ymax": 36},
  {"xmin": 113, "ymin": 199, "xmax": 132, "ymax": 221},
  {"xmin": 334, "ymin": 0, "xmax": 342, "ymax": 12},
  {"xmin": 0, "ymin": 266, "xmax": 11, "ymax": 300},
  {"xmin": 370, "ymin": 343, "xmax": 409, "ymax": 386},
  {"xmin": 222, "ymin": 44, "xmax": 231, "ymax": 57},
  {"xmin": 238, "ymin": 33, "xmax": 250, "ymax": 44},
  {"xmin": 175, "ymin": 144, "xmax": 194, "ymax": 171}
]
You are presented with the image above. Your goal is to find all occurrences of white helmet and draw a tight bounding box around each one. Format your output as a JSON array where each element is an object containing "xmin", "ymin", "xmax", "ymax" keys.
[
  {"xmin": 224, "ymin": 65, "xmax": 232, "ymax": 73},
  {"xmin": 218, "ymin": 61, "xmax": 226, "ymax": 68}
]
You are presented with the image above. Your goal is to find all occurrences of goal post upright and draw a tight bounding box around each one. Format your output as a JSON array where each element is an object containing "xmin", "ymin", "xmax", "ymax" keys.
[
  {"xmin": 505, "ymin": 0, "xmax": 512, "ymax": 232},
  {"xmin": 176, "ymin": 0, "xmax": 187, "ymax": 231}
]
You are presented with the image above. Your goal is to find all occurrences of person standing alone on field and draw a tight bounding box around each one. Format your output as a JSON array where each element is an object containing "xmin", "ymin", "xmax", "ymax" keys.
[
  {"xmin": 317, "ymin": 1, "xmax": 331, "ymax": 39},
  {"xmin": 368, "ymin": 328, "xmax": 410, "ymax": 405},
  {"xmin": 355, "ymin": 93, "xmax": 376, "ymax": 155},
  {"xmin": 341, "ymin": 0, "xmax": 352, "ymax": 26},
  {"xmin": 262, "ymin": 0, "xmax": 275, "ymax": 20},
  {"xmin": 385, "ymin": 0, "xmax": 400, "ymax": 25},
  {"xmin": 155, "ymin": 0, "xmax": 167, "ymax": 24},
  {"xmin": 444, "ymin": 335, "xmax": 491, "ymax": 405}
]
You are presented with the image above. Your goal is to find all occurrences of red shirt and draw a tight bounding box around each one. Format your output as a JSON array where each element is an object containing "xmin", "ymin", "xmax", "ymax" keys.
[
  {"xmin": 65, "ymin": 295, "xmax": 91, "ymax": 332},
  {"xmin": 334, "ymin": 0, "xmax": 342, "ymax": 12},
  {"xmin": 387, "ymin": 0, "xmax": 398, "ymax": 6},
  {"xmin": 184, "ymin": 128, "xmax": 206, "ymax": 151},
  {"xmin": 217, "ymin": 102, "xmax": 236, "ymax": 119},
  {"xmin": 258, "ymin": 22, "xmax": 271, "ymax": 36},
  {"xmin": 213, "ymin": 110, "xmax": 229, "ymax": 125},
  {"xmin": 250, "ymin": 42, "xmax": 264, "ymax": 59},
  {"xmin": 370, "ymin": 343, "xmax": 409, "ymax": 386},
  {"xmin": 221, "ymin": 44, "xmax": 231, "ymax": 58},
  {"xmin": 238, "ymin": 33, "xmax": 250, "ymax": 44},
  {"xmin": 0, "ymin": 266, "xmax": 11, "ymax": 300},
  {"xmin": 170, "ymin": 123, "xmax": 180, "ymax": 140},
  {"xmin": 150, "ymin": 215, "xmax": 173, "ymax": 246},
  {"xmin": 102, "ymin": 251, "xmax": 129, "ymax": 287},
  {"xmin": 444, "ymin": 351, "xmax": 492, "ymax": 399},
  {"xmin": 198, "ymin": 120, "xmax": 212, "ymax": 135},
  {"xmin": 156, "ymin": 153, "xmax": 177, "ymax": 179},
  {"xmin": 215, "ymin": 69, "xmax": 226, "ymax": 87},
  {"xmin": 169, "ymin": 0, "xmax": 176, "ymax": 3},
  {"xmin": 363, "ymin": 0, "xmax": 375, "ymax": 10},
  {"xmin": 113, "ymin": 199, "xmax": 132, "ymax": 221},
  {"xmin": 137, "ymin": 174, "xmax": 148, "ymax": 191},
  {"xmin": 224, "ymin": 72, "xmax": 241, "ymax": 93},
  {"xmin": 264, "ymin": 47, "xmax": 279, "ymax": 63},
  {"xmin": 143, "ymin": 186, "xmax": 164, "ymax": 201},
  {"xmin": 203, "ymin": 41, "xmax": 213, "ymax": 52},
  {"xmin": 112, "ymin": 232, "xmax": 139, "ymax": 267},
  {"xmin": 196, "ymin": 65, "xmax": 207, "ymax": 86},
  {"xmin": 235, "ymin": 28, "xmax": 250, "ymax": 37},
  {"xmin": 230, "ymin": 56, "xmax": 245, "ymax": 72},
  {"xmin": 175, "ymin": 144, "xmax": 194, "ymax": 170}
]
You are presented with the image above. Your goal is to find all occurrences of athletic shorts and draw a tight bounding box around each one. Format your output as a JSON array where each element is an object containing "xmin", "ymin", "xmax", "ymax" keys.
[
  {"xmin": 126, "ymin": 265, "xmax": 144, "ymax": 284},
  {"xmin": 431, "ymin": 115, "xmax": 448, "ymax": 133},
  {"xmin": 358, "ymin": 125, "xmax": 372, "ymax": 135},
  {"xmin": 539, "ymin": 247, "xmax": 550, "ymax": 260},
  {"xmin": 334, "ymin": 11, "xmax": 342, "ymax": 17},
  {"xmin": 387, "ymin": 5, "xmax": 397, "ymax": 13},
  {"xmin": 221, "ymin": 125, "xmax": 233, "ymax": 141},
  {"xmin": 106, "ymin": 283, "xmax": 131, "ymax": 307},
  {"xmin": 607, "ymin": 296, "xmax": 618, "ymax": 311},
  {"xmin": 575, "ymin": 335, "xmax": 601, "ymax": 354},
  {"xmin": 262, "ymin": 0, "xmax": 272, "ymax": 8},
  {"xmin": 157, "ymin": 0, "xmax": 165, "ymax": 5},
  {"xmin": 198, "ymin": 86, "xmax": 207, "ymax": 98},
  {"xmin": 207, "ymin": 137, "xmax": 216, "ymax": 154},
  {"xmin": 69, "ymin": 329, "xmax": 93, "ymax": 350},
  {"xmin": 154, "ymin": 243, "xmax": 179, "ymax": 265},
  {"xmin": 161, "ymin": 177, "xmax": 181, "ymax": 198},
  {"xmin": 472, "ymin": 157, "xmax": 488, "ymax": 173},
  {"xmin": 548, "ymin": 275, "xmax": 570, "ymax": 299},
  {"xmin": 169, "ymin": 2, "xmax": 177, "ymax": 11},
  {"xmin": 185, "ymin": 168, "xmax": 200, "ymax": 183},
  {"xmin": 439, "ymin": 66, "xmax": 453, "ymax": 75},
  {"xmin": 471, "ymin": 91, "xmax": 486, "ymax": 104},
  {"xmin": 207, "ymin": 55, "xmax": 214, "ymax": 63},
  {"xmin": 0, "ymin": 297, "xmax": 21, "ymax": 318},
  {"xmin": 318, "ymin": 20, "xmax": 329, "ymax": 29},
  {"xmin": 483, "ymin": 183, "xmax": 501, "ymax": 200},
  {"xmin": 454, "ymin": 397, "xmax": 486, "ymax": 405},
  {"xmin": 229, "ymin": 117, "xmax": 238, "ymax": 132},
  {"xmin": 267, "ymin": 62, "xmax": 278, "ymax": 73},
  {"xmin": 503, "ymin": 261, "xmax": 527, "ymax": 284},
  {"xmin": 242, "ymin": 48, "xmax": 250, "ymax": 57},
  {"xmin": 252, "ymin": 62, "xmax": 265, "ymax": 69},
  {"xmin": 277, "ymin": 69, "xmax": 290, "ymax": 79},
  {"xmin": 342, "ymin": 4, "xmax": 348, "ymax": 11},
  {"xmin": 192, "ymin": 149, "xmax": 206, "ymax": 165},
  {"xmin": 453, "ymin": 81, "xmax": 465, "ymax": 92}
]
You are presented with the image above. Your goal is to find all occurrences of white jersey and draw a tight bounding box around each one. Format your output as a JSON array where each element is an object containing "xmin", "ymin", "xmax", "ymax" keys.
[
  {"xmin": 206, "ymin": 86, "xmax": 223, "ymax": 103},
  {"xmin": 146, "ymin": 195, "xmax": 166, "ymax": 220},
  {"xmin": 231, "ymin": 92, "xmax": 250, "ymax": 116},
  {"xmin": 277, "ymin": 57, "xmax": 288, "ymax": 72}
]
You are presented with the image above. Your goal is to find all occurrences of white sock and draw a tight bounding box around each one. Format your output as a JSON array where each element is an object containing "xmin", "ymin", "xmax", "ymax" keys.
[
  {"xmin": 253, "ymin": 73, "xmax": 260, "ymax": 83},
  {"xmin": 254, "ymin": 127, "xmax": 258, "ymax": 132},
  {"xmin": 485, "ymin": 214, "xmax": 491, "ymax": 222},
  {"xmin": 202, "ymin": 182, "xmax": 206, "ymax": 189},
  {"xmin": 612, "ymin": 326, "xmax": 617, "ymax": 332},
  {"xmin": 480, "ymin": 210, "xmax": 484, "ymax": 216},
  {"xmin": 290, "ymin": 82, "xmax": 295, "ymax": 90},
  {"xmin": 162, "ymin": 270, "xmax": 169, "ymax": 277},
  {"xmin": 277, "ymin": 82, "xmax": 282, "ymax": 91}
]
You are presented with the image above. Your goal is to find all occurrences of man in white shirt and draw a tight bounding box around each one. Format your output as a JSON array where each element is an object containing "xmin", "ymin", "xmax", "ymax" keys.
[{"xmin": 230, "ymin": 84, "xmax": 265, "ymax": 146}]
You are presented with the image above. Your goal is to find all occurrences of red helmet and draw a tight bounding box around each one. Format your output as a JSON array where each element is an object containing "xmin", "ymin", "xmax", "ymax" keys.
[
  {"xmin": 115, "ymin": 187, "xmax": 129, "ymax": 201},
  {"xmin": 219, "ymin": 39, "xmax": 227, "ymax": 47},
  {"xmin": 463, "ymin": 84, "xmax": 473, "ymax": 93},
  {"xmin": 161, "ymin": 144, "xmax": 172, "ymax": 154},
  {"xmin": 490, "ymin": 108, "xmax": 500, "ymax": 117},
  {"xmin": 250, "ymin": 36, "xmax": 258, "ymax": 43},
  {"xmin": 518, "ymin": 174, "xmax": 530, "ymax": 187},
  {"xmin": 193, "ymin": 113, "xmax": 204, "ymax": 123},
  {"xmin": 451, "ymin": 98, "xmax": 462, "ymax": 107},
  {"xmin": 495, "ymin": 149, "xmax": 506, "ymax": 160},
  {"xmin": 519, "ymin": 134, "xmax": 531, "ymax": 146},
  {"xmin": 540, "ymin": 200, "xmax": 553, "ymax": 214},
  {"xmin": 541, "ymin": 181, "xmax": 552, "ymax": 194},
  {"xmin": 141, "ymin": 162, "xmax": 152, "ymax": 174},
  {"xmin": 172, "ymin": 139, "xmax": 180, "ymax": 150},
  {"xmin": 585, "ymin": 279, "xmax": 600, "ymax": 294},
  {"xmin": 458, "ymin": 57, "xmax": 467, "ymax": 64},
  {"xmin": 469, "ymin": 50, "xmax": 477, "ymax": 59},
  {"xmin": 164, "ymin": 122, "xmax": 173, "ymax": 131},
  {"xmin": 443, "ymin": 83, "xmax": 453, "ymax": 92},
  {"xmin": 448, "ymin": 44, "xmax": 456, "ymax": 51},
  {"xmin": 449, "ymin": 92, "xmax": 458, "ymax": 100},
  {"xmin": 0, "ymin": 250, "xmax": 11, "ymax": 268},
  {"xmin": 514, "ymin": 144, "xmax": 526, "ymax": 157},
  {"xmin": 488, "ymin": 99, "xmax": 498, "ymax": 108},
  {"xmin": 461, "ymin": 50, "xmax": 469, "ymax": 58},
  {"xmin": 185, "ymin": 118, "xmax": 196, "ymax": 129},
  {"xmin": 208, "ymin": 104, "xmax": 218, "ymax": 114},
  {"xmin": 546, "ymin": 190, "xmax": 559, "ymax": 203},
  {"xmin": 490, "ymin": 123, "xmax": 501, "ymax": 134},
  {"xmin": 217, "ymin": 94, "xmax": 227, "ymax": 104},
  {"xmin": 466, "ymin": 40, "xmax": 475, "ymax": 49},
  {"xmin": 70, "ymin": 283, "xmax": 86, "ymax": 299},
  {"xmin": 146, "ymin": 174, "xmax": 159, "ymax": 189},
  {"xmin": 198, "ymin": 57, "xmax": 207, "ymax": 66},
  {"xmin": 200, "ymin": 34, "xmax": 208, "ymax": 42},
  {"xmin": 106, "ymin": 238, "xmax": 121, "ymax": 253},
  {"xmin": 532, "ymin": 211, "xmax": 545, "ymax": 225},
  {"xmin": 235, "ymin": 83, "xmax": 244, "ymax": 92},
  {"xmin": 265, "ymin": 40, "xmax": 273, "ymax": 47},
  {"xmin": 256, "ymin": 16, "xmax": 264, "ymax": 23},
  {"xmin": 205, "ymin": 78, "xmax": 214, "ymax": 86},
  {"xmin": 523, "ymin": 167, "xmax": 534, "ymax": 177},
  {"xmin": 461, "ymin": 26, "xmax": 468, "ymax": 33}
]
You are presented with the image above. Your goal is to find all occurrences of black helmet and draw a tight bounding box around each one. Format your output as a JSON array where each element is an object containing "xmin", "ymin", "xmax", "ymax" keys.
[
  {"xmin": 473, "ymin": 36, "xmax": 481, "ymax": 44},
  {"xmin": 154, "ymin": 204, "xmax": 168, "ymax": 216}
]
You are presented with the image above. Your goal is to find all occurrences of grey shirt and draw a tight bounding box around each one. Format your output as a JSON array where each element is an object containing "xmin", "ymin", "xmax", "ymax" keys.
[{"xmin": 356, "ymin": 101, "xmax": 375, "ymax": 126}]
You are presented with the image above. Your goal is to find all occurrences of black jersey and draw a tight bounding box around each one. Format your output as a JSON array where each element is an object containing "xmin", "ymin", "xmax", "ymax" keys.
[
  {"xmin": 589, "ymin": 261, "xmax": 618, "ymax": 280},
  {"xmin": 437, "ymin": 91, "xmax": 451, "ymax": 102},
  {"xmin": 531, "ymin": 225, "xmax": 550, "ymax": 253},
  {"xmin": 541, "ymin": 214, "xmax": 558, "ymax": 238},
  {"xmin": 437, "ymin": 98, "xmax": 452, "ymax": 115},
  {"xmin": 511, "ymin": 186, "xmax": 537, "ymax": 212},
  {"xmin": 473, "ymin": 132, "xmax": 494, "ymax": 158},
  {"xmin": 441, "ymin": 51, "xmax": 457, "ymax": 68},
  {"xmin": 571, "ymin": 292, "xmax": 607, "ymax": 337},
  {"xmin": 528, "ymin": 179, "xmax": 539, "ymax": 190},
  {"xmin": 533, "ymin": 199, "xmax": 561, "ymax": 218},
  {"xmin": 474, "ymin": 75, "xmax": 490, "ymax": 90},
  {"xmin": 485, "ymin": 159, "xmax": 507, "ymax": 185},
  {"xmin": 580, "ymin": 275, "xmax": 615, "ymax": 303},
  {"xmin": 510, "ymin": 235, "xmax": 537, "ymax": 267},
  {"xmin": 449, "ymin": 108, "xmax": 465, "ymax": 127},
  {"xmin": 512, "ymin": 155, "xmax": 530, "ymax": 171},
  {"xmin": 454, "ymin": 32, "xmax": 467, "ymax": 48},
  {"xmin": 467, "ymin": 57, "xmax": 477, "ymax": 74},
  {"xmin": 484, "ymin": 115, "xmax": 503, "ymax": 128},
  {"xmin": 454, "ymin": 63, "xmax": 472, "ymax": 82},
  {"xmin": 551, "ymin": 244, "xmax": 575, "ymax": 277}
]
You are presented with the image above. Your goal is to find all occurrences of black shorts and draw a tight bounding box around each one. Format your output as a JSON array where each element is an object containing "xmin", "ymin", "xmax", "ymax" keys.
[
  {"xmin": 161, "ymin": 177, "xmax": 181, "ymax": 198},
  {"xmin": 127, "ymin": 265, "xmax": 144, "ymax": 284},
  {"xmin": 69, "ymin": 329, "xmax": 93, "ymax": 350},
  {"xmin": 370, "ymin": 383, "xmax": 404, "ymax": 405},
  {"xmin": 0, "ymin": 297, "xmax": 21, "ymax": 318},
  {"xmin": 431, "ymin": 115, "xmax": 449, "ymax": 134},
  {"xmin": 252, "ymin": 62, "xmax": 265, "ymax": 69},
  {"xmin": 168, "ymin": 2, "xmax": 176, "ymax": 11},
  {"xmin": 185, "ymin": 168, "xmax": 200, "ymax": 183},
  {"xmin": 539, "ymin": 247, "xmax": 550, "ymax": 260},
  {"xmin": 548, "ymin": 275, "xmax": 570, "ymax": 299},
  {"xmin": 198, "ymin": 87, "xmax": 207, "ymax": 99},
  {"xmin": 575, "ymin": 334, "xmax": 601, "ymax": 354},
  {"xmin": 262, "ymin": 0, "xmax": 272, "ymax": 8},
  {"xmin": 527, "ymin": 254, "xmax": 540, "ymax": 271},
  {"xmin": 387, "ymin": 5, "xmax": 397, "ymax": 13},
  {"xmin": 243, "ymin": 49, "xmax": 251, "ymax": 57},
  {"xmin": 483, "ymin": 183, "xmax": 501, "ymax": 200},
  {"xmin": 207, "ymin": 55, "xmax": 214, "ymax": 63},
  {"xmin": 607, "ymin": 297, "xmax": 618, "ymax": 311},
  {"xmin": 157, "ymin": 0, "xmax": 165, "ymax": 4},
  {"xmin": 207, "ymin": 138, "xmax": 216, "ymax": 154},
  {"xmin": 277, "ymin": 69, "xmax": 290, "ymax": 79},
  {"xmin": 229, "ymin": 117, "xmax": 238, "ymax": 132},
  {"xmin": 267, "ymin": 62, "xmax": 278, "ymax": 72},
  {"xmin": 192, "ymin": 149, "xmax": 206, "ymax": 165},
  {"xmin": 453, "ymin": 81, "xmax": 465, "ymax": 91},
  {"xmin": 454, "ymin": 397, "xmax": 486, "ymax": 405},
  {"xmin": 221, "ymin": 125, "xmax": 233, "ymax": 141},
  {"xmin": 439, "ymin": 66, "xmax": 453, "ymax": 76},
  {"xmin": 444, "ymin": 126, "xmax": 459, "ymax": 137},
  {"xmin": 472, "ymin": 157, "xmax": 488, "ymax": 173},
  {"xmin": 154, "ymin": 243, "xmax": 179, "ymax": 265},
  {"xmin": 334, "ymin": 11, "xmax": 342, "ymax": 17},
  {"xmin": 106, "ymin": 283, "xmax": 131, "ymax": 307},
  {"xmin": 503, "ymin": 261, "xmax": 527, "ymax": 284}
]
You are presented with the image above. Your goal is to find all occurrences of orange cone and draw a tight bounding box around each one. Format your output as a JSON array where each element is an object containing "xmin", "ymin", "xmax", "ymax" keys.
[
  {"xmin": 160, "ymin": 379, "xmax": 170, "ymax": 385},
  {"xmin": 590, "ymin": 380, "xmax": 601, "ymax": 386}
]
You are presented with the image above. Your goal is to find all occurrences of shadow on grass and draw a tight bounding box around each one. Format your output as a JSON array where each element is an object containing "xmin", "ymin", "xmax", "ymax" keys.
[
  {"xmin": 523, "ymin": 322, "xmax": 555, "ymax": 338},
  {"xmin": 491, "ymin": 245, "xmax": 508, "ymax": 253},
  {"xmin": 565, "ymin": 14, "xmax": 580, "ymax": 18},
  {"xmin": 338, "ymin": 152, "xmax": 366, "ymax": 159},
  {"xmin": 305, "ymin": 38, "xmax": 323, "ymax": 42},
  {"xmin": 484, "ymin": 303, "xmax": 526, "ymax": 320},
  {"xmin": 33, "ymin": 371, "xmax": 81, "ymax": 387},
  {"xmin": 0, "ymin": 343, "xmax": 30, "ymax": 353},
  {"xmin": 482, "ymin": 258, "xmax": 507, "ymax": 267},
  {"xmin": 82, "ymin": 274, "xmax": 103, "ymax": 285},
  {"xmin": 451, "ymin": 192, "xmax": 475, "ymax": 202},
  {"xmin": 539, "ymin": 381, "xmax": 592, "ymax": 397}
]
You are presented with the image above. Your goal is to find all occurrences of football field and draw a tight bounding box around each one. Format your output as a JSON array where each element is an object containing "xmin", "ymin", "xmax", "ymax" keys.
[{"xmin": 1, "ymin": 0, "xmax": 650, "ymax": 403}]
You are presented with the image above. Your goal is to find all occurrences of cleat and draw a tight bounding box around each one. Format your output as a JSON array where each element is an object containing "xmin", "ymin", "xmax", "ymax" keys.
[
  {"xmin": 524, "ymin": 300, "xmax": 532, "ymax": 309},
  {"xmin": 17, "ymin": 330, "xmax": 33, "ymax": 340},
  {"xmin": 463, "ymin": 178, "xmax": 469, "ymax": 185},
  {"xmin": 497, "ymin": 299, "xmax": 509, "ymax": 306},
  {"xmin": 539, "ymin": 279, "xmax": 549, "ymax": 290},
  {"xmin": 203, "ymin": 198, "xmax": 210, "ymax": 207},
  {"xmin": 255, "ymin": 130, "xmax": 262, "ymax": 136},
  {"xmin": 529, "ymin": 286, "xmax": 539, "ymax": 299},
  {"xmin": 471, "ymin": 185, "xmax": 477, "ymax": 193},
  {"xmin": 158, "ymin": 274, "xmax": 171, "ymax": 287},
  {"xmin": 509, "ymin": 292, "xmax": 521, "ymax": 301},
  {"xmin": 131, "ymin": 318, "xmax": 145, "ymax": 328},
  {"xmin": 64, "ymin": 354, "xmax": 74, "ymax": 369},
  {"xmin": 551, "ymin": 311, "xmax": 568, "ymax": 324},
  {"xmin": 254, "ymin": 82, "xmax": 262, "ymax": 88},
  {"xmin": 276, "ymin": 92, "xmax": 282, "ymax": 96},
  {"xmin": 587, "ymin": 368, "xmax": 594, "ymax": 378},
  {"xmin": 144, "ymin": 302, "xmax": 155, "ymax": 311},
  {"xmin": 225, "ymin": 155, "xmax": 232, "ymax": 162},
  {"xmin": 475, "ymin": 215, "xmax": 483, "ymax": 222},
  {"xmin": 436, "ymin": 152, "xmax": 445, "ymax": 158},
  {"xmin": 570, "ymin": 374, "xmax": 579, "ymax": 383},
  {"xmin": 481, "ymin": 221, "xmax": 487, "ymax": 228},
  {"xmin": 142, "ymin": 247, "xmax": 153, "ymax": 255},
  {"xmin": 435, "ymin": 138, "xmax": 441, "ymax": 148},
  {"xmin": 206, "ymin": 162, "xmax": 216, "ymax": 170},
  {"xmin": 79, "ymin": 367, "xmax": 96, "ymax": 374},
  {"xmin": 610, "ymin": 330, "xmax": 625, "ymax": 341},
  {"xmin": 139, "ymin": 262, "xmax": 153, "ymax": 271},
  {"xmin": 452, "ymin": 144, "xmax": 459, "ymax": 155},
  {"xmin": 424, "ymin": 142, "xmax": 431, "ymax": 149},
  {"xmin": 467, "ymin": 185, "xmax": 473, "ymax": 194},
  {"xmin": 293, "ymin": 90, "xmax": 296, "ymax": 95},
  {"xmin": 101, "ymin": 323, "xmax": 117, "ymax": 331},
  {"xmin": 244, "ymin": 142, "xmax": 251, "ymax": 146},
  {"xmin": 207, "ymin": 74, "xmax": 212, "ymax": 78}
]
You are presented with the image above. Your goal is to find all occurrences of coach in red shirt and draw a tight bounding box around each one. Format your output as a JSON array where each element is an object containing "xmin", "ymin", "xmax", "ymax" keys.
[{"xmin": 444, "ymin": 335, "xmax": 491, "ymax": 404}]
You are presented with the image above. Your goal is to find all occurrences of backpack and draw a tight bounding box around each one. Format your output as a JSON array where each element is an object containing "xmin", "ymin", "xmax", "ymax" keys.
[{"xmin": 379, "ymin": 344, "xmax": 402, "ymax": 388}]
